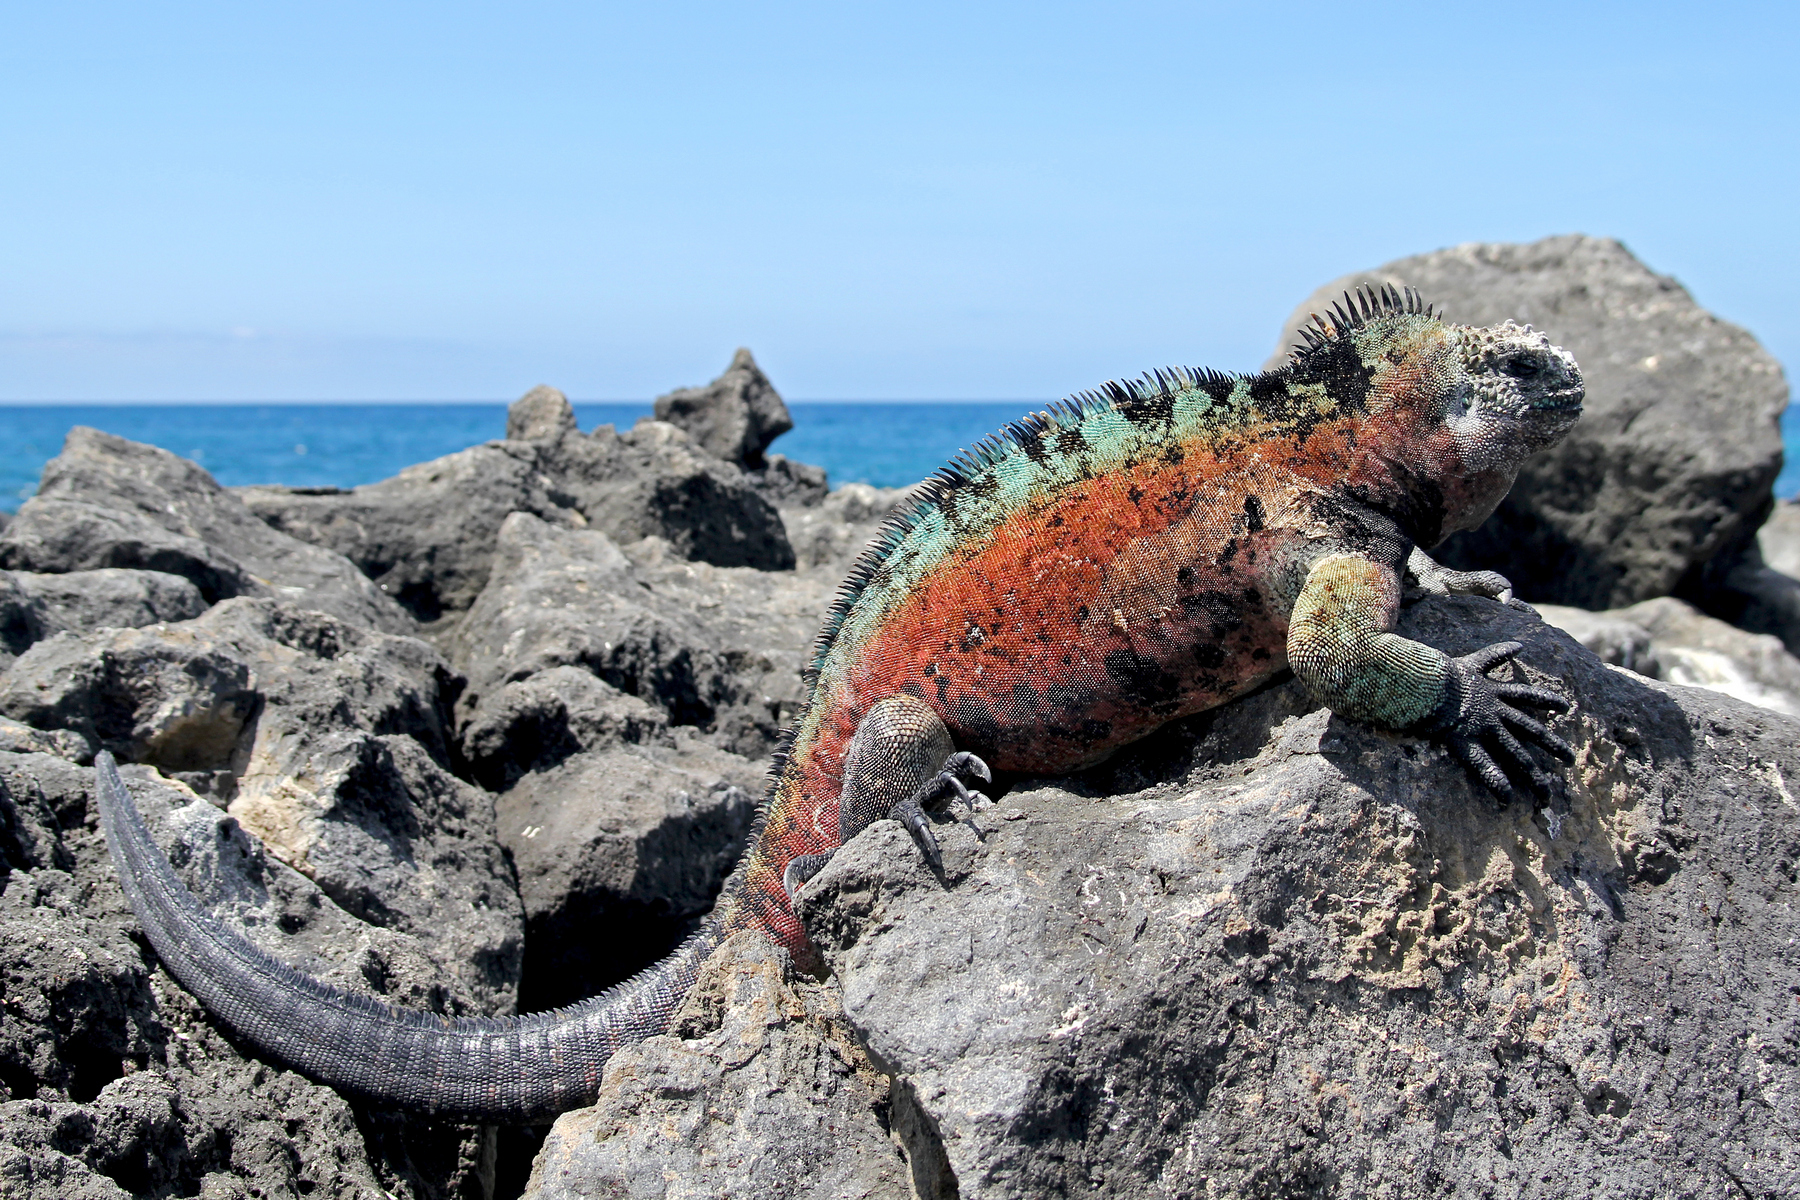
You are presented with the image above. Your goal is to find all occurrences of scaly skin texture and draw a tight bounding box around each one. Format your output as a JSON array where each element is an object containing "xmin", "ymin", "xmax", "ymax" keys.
[{"xmin": 98, "ymin": 287, "xmax": 1585, "ymax": 1118}]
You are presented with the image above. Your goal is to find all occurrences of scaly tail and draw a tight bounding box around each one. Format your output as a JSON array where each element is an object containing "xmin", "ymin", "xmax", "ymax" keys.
[{"xmin": 95, "ymin": 751, "xmax": 720, "ymax": 1121}]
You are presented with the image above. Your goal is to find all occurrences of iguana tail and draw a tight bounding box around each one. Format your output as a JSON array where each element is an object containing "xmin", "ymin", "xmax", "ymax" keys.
[{"xmin": 95, "ymin": 751, "xmax": 718, "ymax": 1122}]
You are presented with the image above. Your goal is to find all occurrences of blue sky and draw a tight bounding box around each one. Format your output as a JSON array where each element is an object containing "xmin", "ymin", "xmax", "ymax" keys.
[{"xmin": 1, "ymin": 2, "xmax": 1793, "ymax": 401}]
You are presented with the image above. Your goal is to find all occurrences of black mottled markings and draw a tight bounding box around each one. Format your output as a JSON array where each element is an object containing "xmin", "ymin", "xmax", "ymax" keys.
[
  {"xmin": 1104, "ymin": 650, "xmax": 1183, "ymax": 709},
  {"xmin": 1243, "ymin": 495, "xmax": 1265, "ymax": 533},
  {"xmin": 1194, "ymin": 644, "xmax": 1226, "ymax": 670},
  {"xmin": 1216, "ymin": 539, "xmax": 1238, "ymax": 567},
  {"xmin": 1200, "ymin": 375, "xmax": 1236, "ymax": 403},
  {"xmin": 900, "ymin": 680, "xmax": 926, "ymax": 700},
  {"xmin": 1016, "ymin": 426, "xmax": 1051, "ymax": 465},
  {"xmin": 1074, "ymin": 604, "xmax": 1090, "ymax": 624},
  {"xmin": 1176, "ymin": 565, "xmax": 1195, "ymax": 586},
  {"xmin": 922, "ymin": 662, "xmax": 937, "ymax": 676},
  {"xmin": 1006, "ymin": 682, "xmax": 1041, "ymax": 719},
  {"xmin": 1251, "ymin": 647, "xmax": 1271, "ymax": 661},
  {"xmin": 1181, "ymin": 590, "xmax": 1245, "ymax": 633},
  {"xmin": 935, "ymin": 676, "xmax": 950, "ymax": 701},
  {"xmin": 1128, "ymin": 484, "xmax": 1145, "ymax": 506},
  {"xmin": 951, "ymin": 693, "xmax": 1003, "ymax": 745}
]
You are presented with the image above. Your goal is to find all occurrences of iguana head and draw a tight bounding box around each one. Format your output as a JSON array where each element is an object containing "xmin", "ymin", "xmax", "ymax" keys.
[{"xmin": 1288, "ymin": 286, "xmax": 1584, "ymax": 546}]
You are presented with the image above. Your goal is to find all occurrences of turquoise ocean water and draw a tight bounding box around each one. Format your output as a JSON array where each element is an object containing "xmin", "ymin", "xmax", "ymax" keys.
[{"xmin": 3, "ymin": 401, "xmax": 1798, "ymax": 510}]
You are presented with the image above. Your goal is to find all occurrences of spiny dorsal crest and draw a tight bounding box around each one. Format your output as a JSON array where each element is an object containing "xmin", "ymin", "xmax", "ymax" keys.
[{"xmin": 1288, "ymin": 283, "xmax": 1436, "ymax": 362}]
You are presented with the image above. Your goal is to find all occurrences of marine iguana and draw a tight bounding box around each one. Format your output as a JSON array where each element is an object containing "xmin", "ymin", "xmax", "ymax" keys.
[{"xmin": 97, "ymin": 285, "xmax": 1585, "ymax": 1120}]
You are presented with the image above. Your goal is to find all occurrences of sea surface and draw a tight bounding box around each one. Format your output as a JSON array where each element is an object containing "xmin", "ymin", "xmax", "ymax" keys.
[{"xmin": 2, "ymin": 401, "xmax": 1798, "ymax": 510}]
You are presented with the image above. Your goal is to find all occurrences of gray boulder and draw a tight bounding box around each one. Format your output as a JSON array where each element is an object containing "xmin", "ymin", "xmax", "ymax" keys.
[
  {"xmin": 1695, "ymin": 498, "xmax": 1800, "ymax": 657},
  {"xmin": 781, "ymin": 481, "xmax": 910, "ymax": 572},
  {"xmin": 0, "ymin": 599, "xmax": 523, "ymax": 1014},
  {"xmin": 525, "ymin": 932, "xmax": 913, "ymax": 1200},
  {"xmin": 543, "ymin": 417, "xmax": 796, "ymax": 571},
  {"xmin": 1269, "ymin": 236, "xmax": 1791, "ymax": 610},
  {"xmin": 238, "ymin": 438, "xmax": 585, "ymax": 625},
  {"xmin": 449, "ymin": 513, "xmax": 736, "ymax": 730},
  {"xmin": 0, "ymin": 428, "xmax": 412, "ymax": 634},
  {"xmin": 780, "ymin": 597, "xmax": 1800, "ymax": 1198},
  {"xmin": 498, "ymin": 739, "xmax": 760, "ymax": 1011},
  {"xmin": 459, "ymin": 665, "xmax": 675, "ymax": 793},
  {"xmin": 0, "ymin": 752, "xmax": 498, "ymax": 1199},
  {"xmin": 653, "ymin": 348, "xmax": 795, "ymax": 469},
  {"xmin": 1543, "ymin": 597, "xmax": 1800, "ymax": 716},
  {"xmin": 507, "ymin": 384, "xmax": 582, "ymax": 443},
  {"xmin": 10, "ymin": 569, "xmax": 206, "ymax": 637}
]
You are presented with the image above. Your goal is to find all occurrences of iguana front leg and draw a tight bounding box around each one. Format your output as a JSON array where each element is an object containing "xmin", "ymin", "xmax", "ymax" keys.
[
  {"xmin": 1287, "ymin": 552, "xmax": 1573, "ymax": 799},
  {"xmin": 1405, "ymin": 545, "xmax": 1528, "ymax": 610},
  {"xmin": 782, "ymin": 694, "xmax": 992, "ymax": 897}
]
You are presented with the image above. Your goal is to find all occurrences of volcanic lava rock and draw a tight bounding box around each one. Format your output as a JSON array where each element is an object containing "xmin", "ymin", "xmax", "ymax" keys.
[
  {"xmin": 0, "ymin": 599, "xmax": 522, "ymax": 1014},
  {"xmin": 525, "ymin": 932, "xmax": 913, "ymax": 1200},
  {"xmin": 0, "ymin": 428, "xmax": 412, "ymax": 634},
  {"xmin": 0, "ymin": 753, "xmax": 497, "ymax": 1199},
  {"xmin": 653, "ymin": 348, "xmax": 795, "ymax": 470},
  {"xmin": 239, "ymin": 438, "xmax": 586, "ymax": 625}
]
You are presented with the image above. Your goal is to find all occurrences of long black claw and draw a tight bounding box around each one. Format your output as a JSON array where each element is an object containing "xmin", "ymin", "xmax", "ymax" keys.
[
  {"xmin": 891, "ymin": 797, "xmax": 943, "ymax": 872},
  {"xmin": 1454, "ymin": 737, "xmax": 1514, "ymax": 800},
  {"xmin": 943, "ymin": 751, "xmax": 991, "ymax": 786}
]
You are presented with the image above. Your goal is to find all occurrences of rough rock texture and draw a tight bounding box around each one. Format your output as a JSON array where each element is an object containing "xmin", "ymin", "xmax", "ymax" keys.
[
  {"xmin": 525, "ymin": 931, "xmax": 913, "ymax": 1200},
  {"xmin": 507, "ymin": 385, "xmax": 582, "ymax": 443},
  {"xmin": 239, "ymin": 440, "xmax": 585, "ymax": 624},
  {"xmin": 540, "ymin": 418, "xmax": 795, "ymax": 572},
  {"xmin": 1270, "ymin": 236, "xmax": 1791, "ymax": 610},
  {"xmin": 1699, "ymin": 497, "xmax": 1800, "ymax": 658},
  {"xmin": 450, "ymin": 513, "xmax": 831, "ymax": 761},
  {"xmin": 780, "ymin": 482, "xmax": 909, "ymax": 572},
  {"xmin": 498, "ymin": 744, "xmax": 759, "ymax": 1011},
  {"xmin": 0, "ymin": 427, "xmax": 413, "ymax": 634},
  {"xmin": 784, "ymin": 597, "xmax": 1800, "ymax": 1198},
  {"xmin": 0, "ymin": 752, "xmax": 501, "ymax": 1199},
  {"xmin": 1541, "ymin": 597, "xmax": 1800, "ymax": 717},
  {"xmin": 0, "ymin": 599, "xmax": 524, "ymax": 1013},
  {"xmin": 653, "ymin": 349, "xmax": 795, "ymax": 469},
  {"xmin": 9, "ymin": 569, "xmax": 206, "ymax": 637},
  {"xmin": 446, "ymin": 515, "xmax": 806, "ymax": 1005},
  {"xmin": 749, "ymin": 454, "xmax": 831, "ymax": 507}
]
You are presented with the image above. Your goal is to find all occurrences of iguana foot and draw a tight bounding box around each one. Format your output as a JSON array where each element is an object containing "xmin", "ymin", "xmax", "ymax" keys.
[
  {"xmin": 782, "ymin": 853, "xmax": 834, "ymax": 898},
  {"xmin": 890, "ymin": 752, "xmax": 993, "ymax": 873},
  {"xmin": 786, "ymin": 695, "xmax": 991, "ymax": 901},
  {"xmin": 1413, "ymin": 640, "xmax": 1574, "ymax": 801},
  {"xmin": 1405, "ymin": 547, "xmax": 1533, "ymax": 612}
]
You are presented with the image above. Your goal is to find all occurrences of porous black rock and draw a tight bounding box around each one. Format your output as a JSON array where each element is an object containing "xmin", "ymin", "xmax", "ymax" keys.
[
  {"xmin": 0, "ymin": 753, "xmax": 500, "ymax": 1199},
  {"xmin": 1270, "ymin": 236, "xmax": 1791, "ymax": 611},
  {"xmin": 541, "ymin": 417, "xmax": 797, "ymax": 572},
  {"xmin": 498, "ymin": 741, "xmax": 760, "ymax": 1011},
  {"xmin": 0, "ymin": 428, "xmax": 413, "ymax": 633},
  {"xmin": 0, "ymin": 599, "xmax": 523, "ymax": 1014},
  {"xmin": 238, "ymin": 438, "xmax": 585, "ymax": 625},
  {"xmin": 653, "ymin": 348, "xmax": 795, "ymax": 469}
]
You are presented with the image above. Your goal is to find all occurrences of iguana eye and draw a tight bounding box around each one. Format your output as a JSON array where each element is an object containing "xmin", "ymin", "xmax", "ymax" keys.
[{"xmin": 1501, "ymin": 356, "xmax": 1542, "ymax": 379}]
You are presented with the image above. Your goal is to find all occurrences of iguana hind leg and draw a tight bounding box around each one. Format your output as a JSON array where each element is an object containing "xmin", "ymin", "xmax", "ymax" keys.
[{"xmin": 782, "ymin": 694, "xmax": 992, "ymax": 897}]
